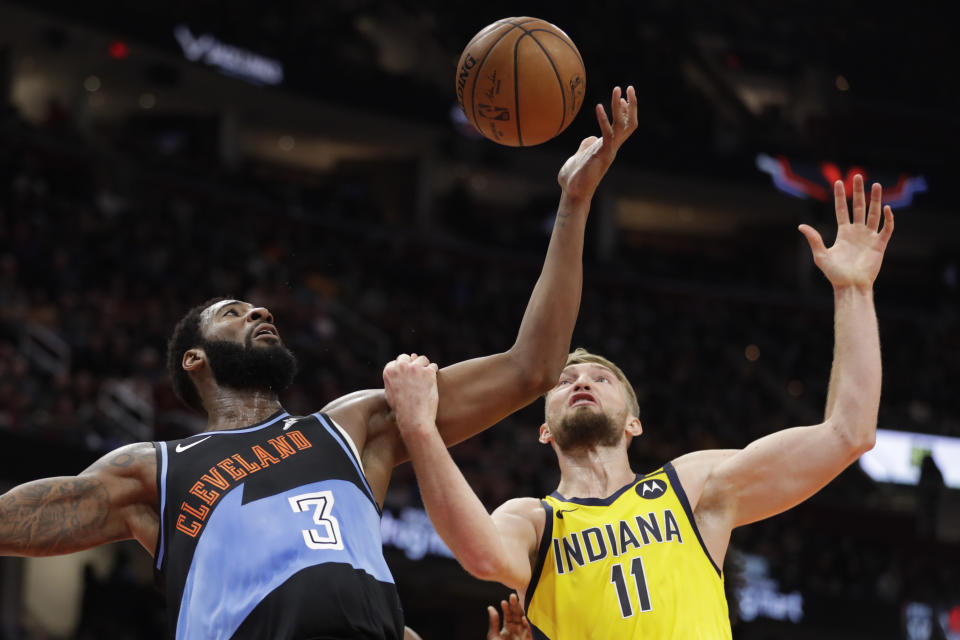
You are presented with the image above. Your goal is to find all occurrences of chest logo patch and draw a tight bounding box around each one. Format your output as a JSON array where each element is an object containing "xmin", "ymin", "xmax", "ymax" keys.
[{"xmin": 636, "ymin": 479, "xmax": 667, "ymax": 500}]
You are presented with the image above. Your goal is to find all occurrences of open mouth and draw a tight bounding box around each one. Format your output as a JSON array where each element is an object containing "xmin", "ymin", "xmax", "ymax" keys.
[
  {"xmin": 252, "ymin": 324, "xmax": 279, "ymax": 340},
  {"xmin": 569, "ymin": 392, "xmax": 597, "ymax": 408}
]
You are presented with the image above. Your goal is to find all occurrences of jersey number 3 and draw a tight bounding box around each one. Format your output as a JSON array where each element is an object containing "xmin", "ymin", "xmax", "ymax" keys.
[
  {"xmin": 610, "ymin": 557, "xmax": 652, "ymax": 617},
  {"xmin": 288, "ymin": 491, "xmax": 344, "ymax": 550}
]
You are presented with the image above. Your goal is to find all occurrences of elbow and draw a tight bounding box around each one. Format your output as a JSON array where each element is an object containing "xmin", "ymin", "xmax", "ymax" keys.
[
  {"xmin": 854, "ymin": 431, "xmax": 877, "ymax": 456},
  {"xmin": 466, "ymin": 563, "xmax": 500, "ymax": 583},
  {"xmin": 461, "ymin": 551, "xmax": 510, "ymax": 584},
  {"xmin": 829, "ymin": 417, "xmax": 877, "ymax": 458},
  {"xmin": 506, "ymin": 348, "xmax": 561, "ymax": 397},
  {"xmin": 849, "ymin": 418, "xmax": 878, "ymax": 456},
  {"xmin": 526, "ymin": 369, "xmax": 557, "ymax": 397}
]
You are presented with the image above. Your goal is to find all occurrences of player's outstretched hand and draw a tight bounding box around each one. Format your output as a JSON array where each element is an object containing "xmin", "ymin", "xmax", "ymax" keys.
[
  {"xmin": 486, "ymin": 593, "xmax": 531, "ymax": 640},
  {"xmin": 798, "ymin": 174, "xmax": 894, "ymax": 290},
  {"xmin": 558, "ymin": 85, "xmax": 638, "ymax": 203},
  {"xmin": 383, "ymin": 353, "xmax": 439, "ymax": 436}
]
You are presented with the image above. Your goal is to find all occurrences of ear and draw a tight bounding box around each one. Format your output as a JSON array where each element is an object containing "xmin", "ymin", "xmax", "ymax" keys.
[
  {"xmin": 182, "ymin": 348, "xmax": 206, "ymax": 373},
  {"xmin": 625, "ymin": 416, "xmax": 643, "ymax": 438},
  {"xmin": 538, "ymin": 422, "xmax": 553, "ymax": 445}
]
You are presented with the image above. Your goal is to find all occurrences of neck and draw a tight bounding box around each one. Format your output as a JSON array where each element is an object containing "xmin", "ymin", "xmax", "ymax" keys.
[
  {"xmin": 554, "ymin": 441, "xmax": 635, "ymax": 499},
  {"xmin": 203, "ymin": 389, "xmax": 284, "ymax": 431}
]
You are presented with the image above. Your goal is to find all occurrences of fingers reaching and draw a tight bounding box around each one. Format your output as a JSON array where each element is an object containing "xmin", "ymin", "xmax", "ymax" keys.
[
  {"xmin": 852, "ymin": 174, "xmax": 866, "ymax": 224},
  {"xmin": 595, "ymin": 102, "xmax": 614, "ymax": 142},
  {"xmin": 596, "ymin": 85, "xmax": 638, "ymax": 146},
  {"xmin": 834, "ymin": 180, "xmax": 849, "ymax": 226},
  {"xmin": 866, "ymin": 182, "xmax": 883, "ymax": 231},
  {"xmin": 835, "ymin": 176, "xmax": 892, "ymax": 237},
  {"xmin": 798, "ymin": 224, "xmax": 827, "ymax": 256},
  {"xmin": 500, "ymin": 599, "xmax": 511, "ymax": 625},
  {"xmin": 610, "ymin": 85, "xmax": 622, "ymax": 127},
  {"xmin": 880, "ymin": 206, "xmax": 895, "ymax": 246},
  {"xmin": 623, "ymin": 85, "xmax": 638, "ymax": 133},
  {"xmin": 487, "ymin": 605, "xmax": 500, "ymax": 637}
]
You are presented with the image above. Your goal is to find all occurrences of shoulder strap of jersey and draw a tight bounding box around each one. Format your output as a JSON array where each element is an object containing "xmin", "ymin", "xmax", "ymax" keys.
[
  {"xmin": 524, "ymin": 499, "xmax": 554, "ymax": 612},
  {"xmin": 153, "ymin": 440, "xmax": 168, "ymax": 576},
  {"xmin": 663, "ymin": 461, "xmax": 721, "ymax": 576}
]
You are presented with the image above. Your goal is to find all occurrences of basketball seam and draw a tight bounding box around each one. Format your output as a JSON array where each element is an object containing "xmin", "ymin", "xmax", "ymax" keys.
[
  {"xmin": 468, "ymin": 22, "xmax": 517, "ymax": 131},
  {"xmin": 501, "ymin": 18, "xmax": 544, "ymax": 146},
  {"xmin": 463, "ymin": 17, "xmax": 537, "ymax": 53},
  {"xmin": 522, "ymin": 31, "xmax": 569, "ymax": 136},
  {"xmin": 513, "ymin": 36, "xmax": 523, "ymax": 145},
  {"xmin": 480, "ymin": 18, "xmax": 540, "ymax": 147},
  {"xmin": 526, "ymin": 28, "xmax": 584, "ymax": 68},
  {"xmin": 468, "ymin": 19, "xmax": 538, "ymax": 138}
]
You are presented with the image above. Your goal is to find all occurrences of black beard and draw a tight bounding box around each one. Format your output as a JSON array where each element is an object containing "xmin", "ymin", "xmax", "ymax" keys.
[
  {"xmin": 552, "ymin": 407, "xmax": 623, "ymax": 452},
  {"xmin": 202, "ymin": 337, "xmax": 297, "ymax": 395}
]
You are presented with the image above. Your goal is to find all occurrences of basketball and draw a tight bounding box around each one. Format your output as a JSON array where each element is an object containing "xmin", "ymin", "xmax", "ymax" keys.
[{"xmin": 455, "ymin": 17, "xmax": 586, "ymax": 147}]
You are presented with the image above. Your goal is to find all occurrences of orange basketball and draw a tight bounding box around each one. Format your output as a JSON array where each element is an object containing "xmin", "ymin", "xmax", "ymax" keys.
[{"xmin": 455, "ymin": 17, "xmax": 586, "ymax": 147}]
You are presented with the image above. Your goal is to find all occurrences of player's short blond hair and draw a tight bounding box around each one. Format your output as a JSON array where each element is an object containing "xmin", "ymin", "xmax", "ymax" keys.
[{"xmin": 547, "ymin": 348, "xmax": 640, "ymax": 418}]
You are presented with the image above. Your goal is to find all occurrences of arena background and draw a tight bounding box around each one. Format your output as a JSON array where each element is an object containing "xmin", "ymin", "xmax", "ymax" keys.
[{"xmin": 0, "ymin": 1, "xmax": 958, "ymax": 638}]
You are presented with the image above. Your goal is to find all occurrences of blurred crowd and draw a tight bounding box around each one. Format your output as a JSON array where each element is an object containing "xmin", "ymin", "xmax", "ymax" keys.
[{"xmin": 1, "ymin": 102, "xmax": 958, "ymax": 638}]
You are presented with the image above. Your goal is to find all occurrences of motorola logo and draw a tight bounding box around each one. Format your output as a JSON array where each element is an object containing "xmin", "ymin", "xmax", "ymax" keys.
[{"xmin": 636, "ymin": 479, "xmax": 667, "ymax": 500}]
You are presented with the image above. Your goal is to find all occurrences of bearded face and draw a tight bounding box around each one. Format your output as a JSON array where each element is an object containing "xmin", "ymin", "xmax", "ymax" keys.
[
  {"xmin": 551, "ymin": 405, "xmax": 625, "ymax": 452},
  {"xmin": 544, "ymin": 361, "xmax": 640, "ymax": 453},
  {"xmin": 202, "ymin": 335, "xmax": 297, "ymax": 395}
]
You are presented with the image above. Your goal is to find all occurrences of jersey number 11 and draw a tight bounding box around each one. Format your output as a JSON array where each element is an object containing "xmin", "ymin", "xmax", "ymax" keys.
[{"xmin": 610, "ymin": 557, "xmax": 652, "ymax": 617}]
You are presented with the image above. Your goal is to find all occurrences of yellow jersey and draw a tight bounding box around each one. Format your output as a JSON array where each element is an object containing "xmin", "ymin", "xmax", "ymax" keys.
[{"xmin": 524, "ymin": 463, "xmax": 731, "ymax": 639}]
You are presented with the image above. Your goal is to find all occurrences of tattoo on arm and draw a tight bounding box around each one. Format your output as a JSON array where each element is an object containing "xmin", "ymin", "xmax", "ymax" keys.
[
  {"xmin": 110, "ymin": 453, "xmax": 135, "ymax": 468},
  {"xmin": 0, "ymin": 477, "xmax": 111, "ymax": 556}
]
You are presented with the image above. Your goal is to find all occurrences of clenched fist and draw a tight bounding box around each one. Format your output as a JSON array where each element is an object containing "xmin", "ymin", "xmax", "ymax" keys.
[{"xmin": 382, "ymin": 353, "xmax": 440, "ymax": 435}]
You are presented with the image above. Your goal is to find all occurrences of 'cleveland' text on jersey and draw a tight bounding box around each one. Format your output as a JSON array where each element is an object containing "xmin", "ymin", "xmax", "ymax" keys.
[{"xmin": 154, "ymin": 411, "xmax": 403, "ymax": 639}]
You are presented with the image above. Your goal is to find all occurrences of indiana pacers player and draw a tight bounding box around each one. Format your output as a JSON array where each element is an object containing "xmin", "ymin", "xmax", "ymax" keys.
[{"xmin": 383, "ymin": 175, "xmax": 894, "ymax": 639}]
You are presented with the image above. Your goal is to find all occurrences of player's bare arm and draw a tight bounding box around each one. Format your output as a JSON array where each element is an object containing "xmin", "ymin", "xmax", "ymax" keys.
[
  {"xmin": 328, "ymin": 86, "xmax": 639, "ymax": 499},
  {"xmin": 684, "ymin": 175, "xmax": 894, "ymax": 566},
  {"xmin": 383, "ymin": 354, "xmax": 542, "ymax": 591},
  {"xmin": 0, "ymin": 442, "xmax": 158, "ymax": 556}
]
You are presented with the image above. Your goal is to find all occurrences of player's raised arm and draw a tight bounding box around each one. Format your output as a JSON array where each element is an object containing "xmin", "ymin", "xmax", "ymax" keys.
[
  {"xmin": 0, "ymin": 442, "xmax": 158, "ymax": 557},
  {"xmin": 697, "ymin": 175, "xmax": 893, "ymax": 530},
  {"xmin": 383, "ymin": 354, "xmax": 541, "ymax": 591},
  {"xmin": 429, "ymin": 86, "xmax": 639, "ymax": 445},
  {"xmin": 327, "ymin": 86, "xmax": 636, "ymax": 502}
]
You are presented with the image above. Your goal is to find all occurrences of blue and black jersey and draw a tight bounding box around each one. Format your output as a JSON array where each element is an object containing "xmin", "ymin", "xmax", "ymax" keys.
[{"xmin": 153, "ymin": 410, "xmax": 403, "ymax": 639}]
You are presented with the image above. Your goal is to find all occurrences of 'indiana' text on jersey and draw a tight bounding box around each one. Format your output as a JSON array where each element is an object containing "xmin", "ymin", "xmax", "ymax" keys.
[
  {"xmin": 524, "ymin": 463, "xmax": 731, "ymax": 639},
  {"xmin": 153, "ymin": 411, "xmax": 404, "ymax": 639}
]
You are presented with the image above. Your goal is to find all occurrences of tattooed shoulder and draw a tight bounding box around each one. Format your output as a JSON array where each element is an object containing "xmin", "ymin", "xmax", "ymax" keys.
[
  {"xmin": 110, "ymin": 453, "xmax": 136, "ymax": 468},
  {"xmin": 85, "ymin": 442, "xmax": 157, "ymax": 477}
]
